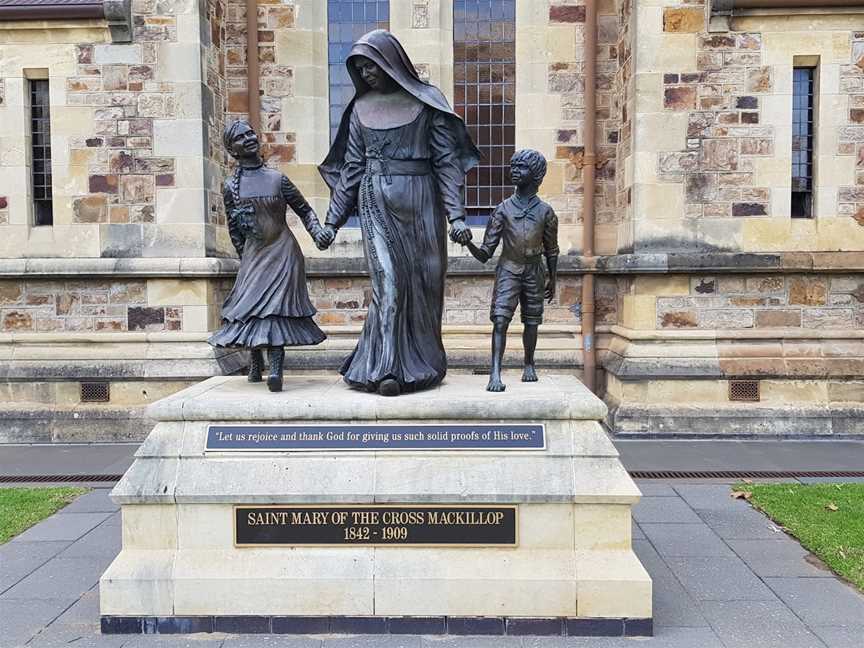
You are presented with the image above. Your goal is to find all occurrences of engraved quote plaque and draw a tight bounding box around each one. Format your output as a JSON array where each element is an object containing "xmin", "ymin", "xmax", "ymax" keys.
[{"xmin": 207, "ymin": 424, "xmax": 545, "ymax": 452}]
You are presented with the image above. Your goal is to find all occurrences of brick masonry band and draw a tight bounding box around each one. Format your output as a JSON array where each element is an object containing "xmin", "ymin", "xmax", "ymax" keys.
[{"xmin": 100, "ymin": 615, "xmax": 654, "ymax": 637}]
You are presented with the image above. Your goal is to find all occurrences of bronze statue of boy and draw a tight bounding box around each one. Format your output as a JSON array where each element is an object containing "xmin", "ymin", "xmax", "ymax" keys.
[{"xmin": 463, "ymin": 149, "xmax": 559, "ymax": 392}]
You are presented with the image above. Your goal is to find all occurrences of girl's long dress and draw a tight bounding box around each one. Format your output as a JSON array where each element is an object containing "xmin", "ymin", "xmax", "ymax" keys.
[
  {"xmin": 326, "ymin": 106, "xmax": 466, "ymax": 392},
  {"xmin": 209, "ymin": 166, "xmax": 326, "ymax": 349}
]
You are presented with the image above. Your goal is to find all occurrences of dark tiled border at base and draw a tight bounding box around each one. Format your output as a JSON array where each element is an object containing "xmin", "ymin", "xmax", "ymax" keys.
[
  {"xmin": 447, "ymin": 617, "xmax": 504, "ymax": 635},
  {"xmin": 272, "ymin": 616, "xmax": 330, "ymax": 634},
  {"xmin": 625, "ymin": 617, "xmax": 654, "ymax": 636},
  {"xmin": 101, "ymin": 615, "xmax": 653, "ymax": 637}
]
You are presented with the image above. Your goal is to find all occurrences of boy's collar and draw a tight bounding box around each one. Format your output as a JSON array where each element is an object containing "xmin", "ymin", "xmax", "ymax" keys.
[{"xmin": 510, "ymin": 190, "xmax": 541, "ymax": 215}]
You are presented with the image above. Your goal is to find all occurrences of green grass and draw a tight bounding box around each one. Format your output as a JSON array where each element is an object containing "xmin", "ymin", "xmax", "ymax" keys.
[
  {"xmin": 0, "ymin": 487, "xmax": 88, "ymax": 544},
  {"xmin": 737, "ymin": 482, "xmax": 864, "ymax": 590}
]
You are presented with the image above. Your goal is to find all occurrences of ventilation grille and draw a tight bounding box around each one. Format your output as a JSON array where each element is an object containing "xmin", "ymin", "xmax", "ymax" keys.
[
  {"xmin": 3, "ymin": 470, "xmax": 864, "ymax": 484},
  {"xmin": 631, "ymin": 470, "xmax": 864, "ymax": 480},
  {"xmin": 0, "ymin": 474, "xmax": 123, "ymax": 483},
  {"xmin": 729, "ymin": 379, "xmax": 760, "ymax": 402},
  {"xmin": 80, "ymin": 381, "xmax": 110, "ymax": 403}
]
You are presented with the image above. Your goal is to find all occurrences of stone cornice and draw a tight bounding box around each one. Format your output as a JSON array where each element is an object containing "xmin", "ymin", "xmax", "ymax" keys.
[
  {"xmin": 0, "ymin": 251, "xmax": 860, "ymax": 279},
  {"xmin": 0, "ymin": 257, "xmax": 241, "ymax": 278}
]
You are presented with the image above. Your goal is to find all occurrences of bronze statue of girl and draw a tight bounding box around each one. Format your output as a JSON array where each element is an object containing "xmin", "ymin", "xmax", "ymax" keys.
[{"xmin": 209, "ymin": 120, "xmax": 334, "ymax": 392}]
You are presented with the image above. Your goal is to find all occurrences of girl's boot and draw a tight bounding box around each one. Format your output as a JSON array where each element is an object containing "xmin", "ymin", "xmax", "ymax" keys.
[
  {"xmin": 248, "ymin": 348, "xmax": 264, "ymax": 383},
  {"xmin": 267, "ymin": 346, "xmax": 284, "ymax": 392}
]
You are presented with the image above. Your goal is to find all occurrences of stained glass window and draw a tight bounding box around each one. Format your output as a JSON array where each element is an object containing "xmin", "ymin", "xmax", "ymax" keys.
[
  {"xmin": 453, "ymin": 0, "xmax": 516, "ymax": 223},
  {"xmin": 327, "ymin": 0, "xmax": 389, "ymax": 142},
  {"xmin": 791, "ymin": 67, "xmax": 815, "ymax": 219}
]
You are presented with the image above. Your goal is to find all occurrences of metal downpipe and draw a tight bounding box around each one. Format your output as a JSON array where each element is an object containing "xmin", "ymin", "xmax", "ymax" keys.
[
  {"xmin": 581, "ymin": 0, "xmax": 598, "ymax": 393},
  {"xmin": 246, "ymin": 0, "xmax": 261, "ymax": 133}
]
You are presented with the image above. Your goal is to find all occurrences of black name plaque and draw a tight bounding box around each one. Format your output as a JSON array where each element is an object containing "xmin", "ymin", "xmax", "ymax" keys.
[{"xmin": 234, "ymin": 505, "xmax": 518, "ymax": 547}]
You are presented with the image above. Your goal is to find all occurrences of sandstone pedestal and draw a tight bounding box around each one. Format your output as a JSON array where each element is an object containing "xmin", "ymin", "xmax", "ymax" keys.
[{"xmin": 100, "ymin": 373, "xmax": 652, "ymax": 637}]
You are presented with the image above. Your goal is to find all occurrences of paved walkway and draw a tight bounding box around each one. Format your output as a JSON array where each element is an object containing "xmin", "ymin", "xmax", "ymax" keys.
[
  {"xmin": 2, "ymin": 481, "xmax": 863, "ymax": 648},
  {"xmin": 4, "ymin": 439, "xmax": 864, "ymax": 479}
]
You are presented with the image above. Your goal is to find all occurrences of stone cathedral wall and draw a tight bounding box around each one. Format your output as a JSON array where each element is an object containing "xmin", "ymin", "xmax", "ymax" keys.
[{"xmin": 0, "ymin": 0, "xmax": 862, "ymax": 440}]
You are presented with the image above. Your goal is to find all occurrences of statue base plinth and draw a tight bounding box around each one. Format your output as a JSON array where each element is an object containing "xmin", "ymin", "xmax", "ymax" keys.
[{"xmin": 99, "ymin": 373, "xmax": 652, "ymax": 637}]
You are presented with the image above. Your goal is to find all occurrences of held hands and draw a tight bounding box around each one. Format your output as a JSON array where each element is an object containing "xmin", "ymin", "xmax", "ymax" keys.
[
  {"xmin": 313, "ymin": 224, "xmax": 337, "ymax": 250},
  {"xmin": 310, "ymin": 208, "xmax": 336, "ymax": 250},
  {"xmin": 449, "ymin": 219, "xmax": 472, "ymax": 245}
]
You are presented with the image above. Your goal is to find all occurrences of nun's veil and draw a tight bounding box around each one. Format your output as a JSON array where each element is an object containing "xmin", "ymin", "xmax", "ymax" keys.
[{"xmin": 319, "ymin": 29, "xmax": 481, "ymax": 191}]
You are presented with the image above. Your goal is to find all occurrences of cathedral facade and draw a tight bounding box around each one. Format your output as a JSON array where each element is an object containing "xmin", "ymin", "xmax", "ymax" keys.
[{"xmin": 0, "ymin": 0, "xmax": 862, "ymax": 440}]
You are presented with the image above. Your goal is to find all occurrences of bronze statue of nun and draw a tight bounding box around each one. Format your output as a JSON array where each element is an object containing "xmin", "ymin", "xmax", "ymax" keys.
[{"xmin": 318, "ymin": 29, "xmax": 481, "ymax": 397}]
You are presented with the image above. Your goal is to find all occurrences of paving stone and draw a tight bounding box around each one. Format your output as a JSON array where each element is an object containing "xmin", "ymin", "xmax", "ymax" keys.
[
  {"xmin": 727, "ymin": 538, "xmax": 834, "ymax": 578},
  {"xmin": 811, "ymin": 626, "xmax": 864, "ymax": 648},
  {"xmin": 27, "ymin": 626, "xmax": 128, "ymax": 648},
  {"xmin": 697, "ymin": 507, "xmax": 786, "ymax": 540},
  {"xmin": 0, "ymin": 541, "xmax": 71, "ymax": 593},
  {"xmin": 223, "ymin": 638, "xmax": 323, "ymax": 648},
  {"xmin": 50, "ymin": 587, "xmax": 99, "ymax": 627},
  {"xmin": 62, "ymin": 489, "xmax": 119, "ymax": 513},
  {"xmin": 634, "ymin": 482, "xmax": 679, "ymax": 496},
  {"xmin": 120, "ymin": 638, "xmax": 227, "ymax": 648},
  {"xmin": 345, "ymin": 637, "xmax": 428, "ymax": 648},
  {"xmin": 633, "ymin": 497, "xmax": 702, "ymax": 524},
  {"xmin": 102, "ymin": 511, "xmax": 122, "ymax": 526},
  {"xmin": 58, "ymin": 523, "xmax": 121, "ymax": 559},
  {"xmin": 632, "ymin": 521, "xmax": 646, "ymax": 540},
  {"xmin": 419, "ymin": 637, "xmax": 522, "ymax": 648},
  {"xmin": 700, "ymin": 599, "xmax": 828, "ymax": 648},
  {"xmin": 323, "ymin": 637, "xmax": 419, "ymax": 648},
  {"xmin": 672, "ymin": 484, "xmax": 741, "ymax": 510},
  {"xmin": 0, "ymin": 598, "xmax": 76, "ymax": 646},
  {"xmin": 664, "ymin": 556, "xmax": 777, "ymax": 601},
  {"xmin": 639, "ymin": 523, "xmax": 735, "ymax": 557},
  {"xmin": 10, "ymin": 512, "xmax": 113, "ymax": 543},
  {"xmin": 522, "ymin": 637, "xmax": 608, "ymax": 648},
  {"xmin": 633, "ymin": 540, "xmax": 709, "ymax": 628},
  {"xmin": 1, "ymin": 557, "xmax": 111, "ymax": 601},
  {"xmin": 765, "ymin": 578, "xmax": 864, "ymax": 627},
  {"xmin": 524, "ymin": 627, "xmax": 725, "ymax": 647}
]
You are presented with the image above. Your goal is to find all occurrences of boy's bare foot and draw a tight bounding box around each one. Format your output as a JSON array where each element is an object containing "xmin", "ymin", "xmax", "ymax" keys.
[
  {"xmin": 522, "ymin": 365, "xmax": 538, "ymax": 382},
  {"xmin": 486, "ymin": 374, "xmax": 506, "ymax": 392}
]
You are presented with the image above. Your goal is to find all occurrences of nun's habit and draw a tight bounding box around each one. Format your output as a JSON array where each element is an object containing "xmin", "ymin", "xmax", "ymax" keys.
[{"xmin": 320, "ymin": 29, "xmax": 480, "ymax": 393}]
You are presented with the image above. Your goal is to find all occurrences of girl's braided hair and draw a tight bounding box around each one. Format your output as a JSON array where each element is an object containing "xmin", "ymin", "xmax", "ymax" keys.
[
  {"xmin": 223, "ymin": 119, "xmax": 261, "ymax": 250},
  {"xmin": 224, "ymin": 119, "xmax": 253, "ymax": 206}
]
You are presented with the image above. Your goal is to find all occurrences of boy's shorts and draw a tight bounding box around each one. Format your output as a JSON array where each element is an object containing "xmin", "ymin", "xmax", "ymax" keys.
[{"xmin": 490, "ymin": 262, "xmax": 545, "ymax": 325}]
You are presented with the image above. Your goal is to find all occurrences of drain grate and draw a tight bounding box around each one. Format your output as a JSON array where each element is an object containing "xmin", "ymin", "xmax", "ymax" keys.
[
  {"xmin": 630, "ymin": 470, "xmax": 864, "ymax": 480},
  {"xmin": 2, "ymin": 471, "xmax": 864, "ymax": 484},
  {"xmin": 0, "ymin": 474, "xmax": 123, "ymax": 483}
]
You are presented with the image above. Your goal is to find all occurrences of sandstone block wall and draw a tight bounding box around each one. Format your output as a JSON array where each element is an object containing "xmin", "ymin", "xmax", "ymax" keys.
[
  {"xmin": 1, "ymin": 0, "xmax": 863, "ymax": 439},
  {"xmin": 631, "ymin": 2, "xmax": 864, "ymax": 253},
  {"xmin": 0, "ymin": 0, "xmax": 238, "ymax": 259},
  {"xmin": 0, "ymin": 277, "xmax": 232, "ymax": 333}
]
